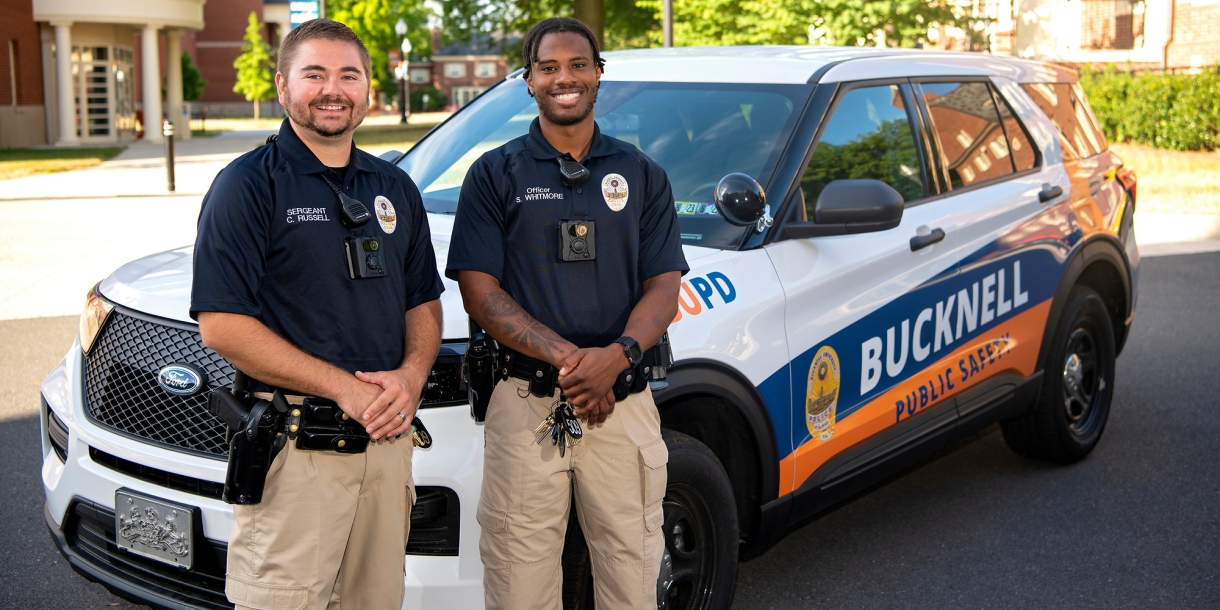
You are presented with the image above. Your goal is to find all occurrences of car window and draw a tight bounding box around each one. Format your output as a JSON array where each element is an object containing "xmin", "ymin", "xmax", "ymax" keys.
[
  {"xmin": 993, "ymin": 90, "xmax": 1039, "ymax": 172},
  {"xmin": 1021, "ymin": 83, "xmax": 1107, "ymax": 158},
  {"xmin": 399, "ymin": 78, "xmax": 810, "ymax": 249},
  {"xmin": 921, "ymin": 82, "xmax": 1016, "ymax": 188},
  {"xmin": 800, "ymin": 84, "xmax": 924, "ymax": 218}
]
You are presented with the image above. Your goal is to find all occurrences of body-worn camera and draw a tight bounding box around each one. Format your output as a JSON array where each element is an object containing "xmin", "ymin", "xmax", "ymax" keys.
[
  {"xmin": 345, "ymin": 236, "xmax": 387, "ymax": 279},
  {"xmin": 559, "ymin": 220, "xmax": 596, "ymax": 262}
]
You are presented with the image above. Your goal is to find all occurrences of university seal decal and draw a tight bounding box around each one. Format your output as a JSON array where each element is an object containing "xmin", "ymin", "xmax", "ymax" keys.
[
  {"xmin": 602, "ymin": 173, "xmax": 629, "ymax": 212},
  {"xmin": 375, "ymin": 195, "xmax": 397, "ymax": 234},
  {"xmin": 806, "ymin": 346, "xmax": 840, "ymax": 442}
]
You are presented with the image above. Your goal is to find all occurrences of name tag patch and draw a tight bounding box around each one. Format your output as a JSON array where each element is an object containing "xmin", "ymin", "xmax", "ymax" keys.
[
  {"xmin": 286, "ymin": 207, "xmax": 330, "ymax": 224},
  {"xmin": 375, "ymin": 195, "xmax": 397, "ymax": 234}
]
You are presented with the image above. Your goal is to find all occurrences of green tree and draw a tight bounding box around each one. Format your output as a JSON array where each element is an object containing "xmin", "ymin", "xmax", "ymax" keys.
[
  {"xmin": 181, "ymin": 51, "xmax": 207, "ymax": 102},
  {"xmin": 440, "ymin": 0, "xmax": 655, "ymax": 64},
  {"xmin": 233, "ymin": 12, "xmax": 276, "ymax": 119},
  {"xmin": 327, "ymin": 0, "xmax": 432, "ymax": 99}
]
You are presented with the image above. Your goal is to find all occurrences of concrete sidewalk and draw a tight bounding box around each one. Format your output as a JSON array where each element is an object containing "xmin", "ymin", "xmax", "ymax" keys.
[
  {"xmin": 0, "ymin": 112, "xmax": 426, "ymax": 201},
  {"xmin": 0, "ymin": 130, "xmax": 270, "ymax": 200}
]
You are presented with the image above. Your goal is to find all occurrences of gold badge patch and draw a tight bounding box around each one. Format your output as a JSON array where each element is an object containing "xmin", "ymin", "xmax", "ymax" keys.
[
  {"xmin": 374, "ymin": 195, "xmax": 396, "ymax": 234},
  {"xmin": 806, "ymin": 346, "xmax": 840, "ymax": 442},
  {"xmin": 602, "ymin": 173, "xmax": 628, "ymax": 212}
]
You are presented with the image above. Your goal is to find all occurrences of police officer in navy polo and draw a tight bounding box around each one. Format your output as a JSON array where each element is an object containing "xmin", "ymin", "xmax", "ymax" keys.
[
  {"xmin": 446, "ymin": 17, "xmax": 688, "ymax": 609},
  {"xmin": 191, "ymin": 19, "xmax": 442, "ymax": 610}
]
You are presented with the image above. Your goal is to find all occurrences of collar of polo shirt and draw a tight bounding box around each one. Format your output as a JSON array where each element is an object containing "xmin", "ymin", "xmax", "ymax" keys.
[
  {"xmin": 274, "ymin": 118, "xmax": 378, "ymax": 177},
  {"xmin": 524, "ymin": 117, "xmax": 620, "ymax": 162}
]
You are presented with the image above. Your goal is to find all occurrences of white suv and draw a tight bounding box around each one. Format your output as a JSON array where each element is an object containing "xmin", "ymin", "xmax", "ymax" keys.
[{"xmin": 41, "ymin": 47, "xmax": 1138, "ymax": 610}]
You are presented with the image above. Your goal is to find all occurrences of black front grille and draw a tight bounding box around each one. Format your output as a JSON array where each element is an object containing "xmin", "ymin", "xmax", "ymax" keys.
[
  {"xmin": 65, "ymin": 499, "xmax": 231, "ymax": 609},
  {"xmin": 90, "ymin": 447, "xmax": 225, "ymax": 500},
  {"xmin": 84, "ymin": 309, "xmax": 235, "ymax": 459},
  {"xmin": 84, "ymin": 307, "xmax": 467, "ymax": 459}
]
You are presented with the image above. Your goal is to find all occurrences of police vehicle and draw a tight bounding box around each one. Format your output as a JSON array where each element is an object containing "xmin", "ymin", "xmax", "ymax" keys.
[{"xmin": 40, "ymin": 47, "xmax": 1137, "ymax": 609}]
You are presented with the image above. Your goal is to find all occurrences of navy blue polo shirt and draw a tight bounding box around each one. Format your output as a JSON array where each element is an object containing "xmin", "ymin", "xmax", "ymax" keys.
[
  {"xmin": 191, "ymin": 119, "xmax": 444, "ymax": 376},
  {"xmin": 446, "ymin": 118, "xmax": 688, "ymax": 348}
]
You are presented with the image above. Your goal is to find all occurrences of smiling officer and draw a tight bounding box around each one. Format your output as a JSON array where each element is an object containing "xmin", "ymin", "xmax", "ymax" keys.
[
  {"xmin": 191, "ymin": 19, "xmax": 442, "ymax": 610},
  {"xmin": 446, "ymin": 17, "xmax": 688, "ymax": 609}
]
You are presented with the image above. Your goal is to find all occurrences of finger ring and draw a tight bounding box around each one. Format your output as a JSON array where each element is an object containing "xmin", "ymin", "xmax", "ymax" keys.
[{"xmin": 397, "ymin": 412, "xmax": 406, "ymax": 420}]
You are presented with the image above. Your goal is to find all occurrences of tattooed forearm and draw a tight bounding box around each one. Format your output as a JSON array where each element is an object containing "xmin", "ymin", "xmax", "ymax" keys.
[{"xmin": 479, "ymin": 290, "xmax": 575, "ymax": 366}]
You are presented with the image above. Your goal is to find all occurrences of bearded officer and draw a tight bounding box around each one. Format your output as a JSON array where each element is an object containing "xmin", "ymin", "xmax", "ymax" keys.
[
  {"xmin": 446, "ymin": 17, "xmax": 688, "ymax": 609},
  {"xmin": 191, "ymin": 19, "xmax": 443, "ymax": 610}
]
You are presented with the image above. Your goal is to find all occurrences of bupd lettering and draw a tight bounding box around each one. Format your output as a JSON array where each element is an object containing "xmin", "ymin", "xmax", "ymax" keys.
[{"xmin": 860, "ymin": 260, "xmax": 1029, "ymax": 395}]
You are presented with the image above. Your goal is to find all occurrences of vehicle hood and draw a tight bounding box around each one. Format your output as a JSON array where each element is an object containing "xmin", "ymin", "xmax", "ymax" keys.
[{"xmin": 98, "ymin": 213, "xmax": 721, "ymax": 338}]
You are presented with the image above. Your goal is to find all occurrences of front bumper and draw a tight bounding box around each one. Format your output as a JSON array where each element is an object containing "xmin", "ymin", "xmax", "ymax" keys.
[{"xmin": 41, "ymin": 343, "xmax": 488, "ymax": 609}]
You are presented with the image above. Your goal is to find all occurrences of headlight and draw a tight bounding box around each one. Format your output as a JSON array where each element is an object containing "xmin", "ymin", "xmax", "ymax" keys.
[{"xmin": 79, "ymin": 285, "xmax": 115, "ymax": 353}]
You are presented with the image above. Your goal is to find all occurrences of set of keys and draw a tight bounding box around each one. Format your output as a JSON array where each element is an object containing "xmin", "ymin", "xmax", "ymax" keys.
[{"xmin": 534, "ymin": 398, "xmax": 583, "ymax": 457}]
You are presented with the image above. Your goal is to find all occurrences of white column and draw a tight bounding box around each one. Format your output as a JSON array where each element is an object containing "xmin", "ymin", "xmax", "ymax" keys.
[
  {"xmin": 52, "ymin": 22, "xmax": 78, "ymax": 146},
  {"xmin": 141, "ymin": 24, "xmax": 163, "ymax": 143},
  {"xmin": 165, "ymin": 29, "xmax": 187, "ymax": 141}
]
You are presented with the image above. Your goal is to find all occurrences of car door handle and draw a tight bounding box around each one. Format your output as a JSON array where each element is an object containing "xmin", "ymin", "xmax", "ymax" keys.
[
  {"xmin": 910, "ymin": 228, "xmax": 945, "ymax": 252},
  {"xmin": 1039, "ymin": 184, "xmax": 1064, "ymax": 203}
]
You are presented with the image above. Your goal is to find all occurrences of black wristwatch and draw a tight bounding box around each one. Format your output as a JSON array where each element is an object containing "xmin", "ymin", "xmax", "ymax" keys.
[{"xmin": 613, "ymin": 336, "xmax": 643, "ymax": 367}]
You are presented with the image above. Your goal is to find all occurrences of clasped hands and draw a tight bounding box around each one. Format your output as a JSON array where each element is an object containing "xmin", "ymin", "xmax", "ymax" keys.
[
  {"xmin": 558, "ymin": 346, "xmax": 630, "ymax": 428},
  {"xmin": 335, "ymin": 368, "xmax": 425, "ymax": 442}
]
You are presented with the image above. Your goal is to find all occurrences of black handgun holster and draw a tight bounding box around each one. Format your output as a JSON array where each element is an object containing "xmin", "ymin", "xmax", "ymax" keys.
[
  {"xmin": 208, "ymin": 384, "xmax": 286, "ymax": 505},
  {"xmin": 465, "ymin": 318, "xmax": 500, "ymax": 422}
]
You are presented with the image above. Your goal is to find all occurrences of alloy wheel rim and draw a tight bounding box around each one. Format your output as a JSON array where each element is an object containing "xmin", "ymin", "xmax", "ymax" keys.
[
  {"xmin": 658, "ymin": 486, "xmax": 716, "ymax": 609},
  {"xmin": 1061, "ymin": 326, "xmax": 1104, "ymax": 433}
]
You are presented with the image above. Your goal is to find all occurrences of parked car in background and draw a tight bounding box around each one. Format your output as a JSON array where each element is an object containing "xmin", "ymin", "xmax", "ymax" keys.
[{"xmin": 40, "ymin": 47, "xmax": 1137, "ymax": 610}]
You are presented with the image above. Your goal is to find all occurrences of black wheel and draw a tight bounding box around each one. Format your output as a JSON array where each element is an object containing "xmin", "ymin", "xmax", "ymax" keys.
[
  {"xmin": 562, "ymin": 430, "xmax": 739, "ymax": 609},
  {"xmin": 1001, "ymin": 286, "xmax": 1116, "ymax": 463}
]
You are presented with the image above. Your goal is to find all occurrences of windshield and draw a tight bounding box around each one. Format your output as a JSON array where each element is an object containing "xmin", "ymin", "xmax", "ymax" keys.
[{"xmin": 399, "ymin": 79, "xmax": 811, "ymax": 249}]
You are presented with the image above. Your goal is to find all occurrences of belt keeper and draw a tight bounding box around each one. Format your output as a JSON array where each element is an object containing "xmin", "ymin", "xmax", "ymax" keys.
[{"xmin": 284, "ymin": 407, "xmax": 301, "ymax": 440}]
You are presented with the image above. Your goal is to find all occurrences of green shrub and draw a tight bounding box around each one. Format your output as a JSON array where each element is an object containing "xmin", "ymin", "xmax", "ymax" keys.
[
  {"xmin": 1079, "ymin": 65, "xmax": 1220, "ymax": 151},
  {"xmin": 410, "ymin": 87, "xmax": 446, "ymax": 112}
]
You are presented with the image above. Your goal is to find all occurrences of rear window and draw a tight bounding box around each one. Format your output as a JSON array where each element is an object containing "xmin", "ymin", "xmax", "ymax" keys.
[
  {"xmin": 920, "ymin": 81, "xmax": 1019, "ymax": 188},
  {"xmin": 1021, "ymin": 83, "xmax": 1108, "ymax": 158}
]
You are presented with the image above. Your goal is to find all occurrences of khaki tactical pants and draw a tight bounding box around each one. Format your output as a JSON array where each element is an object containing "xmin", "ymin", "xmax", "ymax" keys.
[
  {"xmin": 478, "ymin": 378, "xmax": 668, "ymax": 610},
  {"xmin": 225, "ymin": 436, "xmax": 415, "ymax": 610}
]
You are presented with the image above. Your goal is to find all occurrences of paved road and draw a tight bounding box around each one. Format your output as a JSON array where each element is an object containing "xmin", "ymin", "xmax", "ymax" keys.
[{"xmin": 2, "ymin": 251, "xmax": 1217, "ymax": 609}]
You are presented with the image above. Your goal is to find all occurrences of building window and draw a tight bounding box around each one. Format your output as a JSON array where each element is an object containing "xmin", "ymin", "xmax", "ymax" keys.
[
  {"xmin": 443, "ymin": 62, "xmax": 467, "ymax": 78},
  {"xmin": 409, "ymin": 68, "xmax": 430, "ymax": 84},
  {"xmin": 475, "ymin": 62, "xmax": 496, "ymax": 78},
  {"xmin": 452, "ymin": 86, "xmax": 487, "ymax": 108}
]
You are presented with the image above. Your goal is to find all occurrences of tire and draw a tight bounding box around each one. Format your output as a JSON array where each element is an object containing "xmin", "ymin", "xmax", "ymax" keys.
[
  {"xmin": 562, "ymin": 429, "xmax": 740, "ymax": 609},
  {"xmin": 1001, "ymin": 286, "xmax": 1116, "ymax": 463}
]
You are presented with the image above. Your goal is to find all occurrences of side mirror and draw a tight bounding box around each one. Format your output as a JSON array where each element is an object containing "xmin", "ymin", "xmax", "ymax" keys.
[
  {"xmin": 782, "ymin": 179, "xmax": 904, "ymax": 239},
  {"xmin": 714, "ymin": 173, "xmax": 771, "ymax": 229}
]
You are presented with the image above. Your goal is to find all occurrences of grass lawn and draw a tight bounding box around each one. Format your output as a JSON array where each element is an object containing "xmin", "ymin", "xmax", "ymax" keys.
[
  {"xmin": 0, "ymin": 146, "xmax": 125, "ymax": 180},
  {"xmin": 1111, "ymin": 143, "xmax": 1220, "ymax": 215},
  {"xmin": 352, "ymin": 121, "xmax": 439, "ymax": 152}
]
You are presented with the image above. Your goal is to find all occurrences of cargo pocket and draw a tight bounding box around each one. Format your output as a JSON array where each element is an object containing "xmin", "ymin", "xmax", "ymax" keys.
[
  {"xmin": 638, "ymin": 437, "xmax": 669, "ymax": 509},
  {"xmin": 644, "ymin": 502, "xmax": 664, "ymax": 532},
  {"xmin": 476, "ymin": 500, "xmax": 507, "ymax": 533},
  {"xmin": 225, "ymin": 573, "xmax": 308, "ymax": 610}
]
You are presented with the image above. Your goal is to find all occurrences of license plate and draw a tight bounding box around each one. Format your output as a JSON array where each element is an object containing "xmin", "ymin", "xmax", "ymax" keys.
[{"xmin": 114, "ymin": 489, "xmax": 195, "ymax": 570}]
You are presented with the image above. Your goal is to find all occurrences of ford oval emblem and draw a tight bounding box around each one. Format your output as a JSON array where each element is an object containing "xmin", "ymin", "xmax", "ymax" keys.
[{"xmin": 157, "ymin": 364, "xmax": 208, "ymax": 397}]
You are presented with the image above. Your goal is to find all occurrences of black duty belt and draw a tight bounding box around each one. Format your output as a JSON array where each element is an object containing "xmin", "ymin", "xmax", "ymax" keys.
[
  {"xmin": 254, "ymin": 392, "xmax": 370, "ymax": 453},
  {"xmin": 499, "ymin": 348, "xmax": 561, "ymax": 397},
  {"xmin": 498, "ymin": 347, "xmax": 651, "ymax": 400}
]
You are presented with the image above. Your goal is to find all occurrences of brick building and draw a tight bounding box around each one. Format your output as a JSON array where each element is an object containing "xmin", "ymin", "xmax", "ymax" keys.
[
  {"xmin": 407, "ymin": 29, "xmax": 511, "ymax": 110},
  {"xmin": 965, "ymin": 0, "xmax": 1220, "ymax": 70}
]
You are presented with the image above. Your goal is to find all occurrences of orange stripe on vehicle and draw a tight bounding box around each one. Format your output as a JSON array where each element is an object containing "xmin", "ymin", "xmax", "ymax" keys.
[{"xmin": 776, "ymin": 298, "xmax": 1052, "ymax": 496}]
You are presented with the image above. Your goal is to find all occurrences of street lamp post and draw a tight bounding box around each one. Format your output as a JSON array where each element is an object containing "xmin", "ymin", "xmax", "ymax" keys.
[{"xmin": 395, "ymin": 19, "xmax": 411, "ymax": 124}]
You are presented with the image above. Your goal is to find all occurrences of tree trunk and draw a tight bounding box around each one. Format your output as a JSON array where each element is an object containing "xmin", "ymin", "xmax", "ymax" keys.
[
  {"xmin": 573, "ymin": 0, "xmax": 605, "ymax": 47},
  {"xmin": 254, "ymin": 100, "xmax": 260, "ymax": 120}
]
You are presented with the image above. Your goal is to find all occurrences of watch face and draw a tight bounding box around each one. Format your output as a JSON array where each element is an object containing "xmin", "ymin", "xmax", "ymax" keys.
[{"xmin": 620, "ymin": 338, "xmax": 642, "ymax": 364}]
